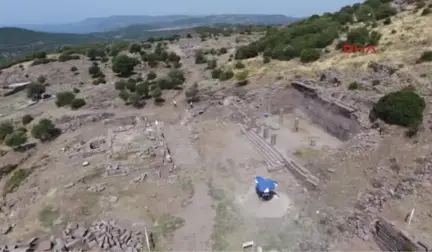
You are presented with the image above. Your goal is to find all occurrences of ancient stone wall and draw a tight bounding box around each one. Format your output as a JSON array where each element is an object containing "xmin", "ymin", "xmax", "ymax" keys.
[
  {"xmin": 291, "ymin": 81, "xmax": 361, "ymax": 141},
  {"xmin": 373, "ymin": 217, "xmax": 429, "ymax": 252}
]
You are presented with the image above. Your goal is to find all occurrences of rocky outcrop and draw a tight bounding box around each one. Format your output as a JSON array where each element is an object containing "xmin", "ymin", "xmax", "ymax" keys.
[{"xmin": 373, "ymin": 217, "xmax": 429, "ymax": 252}]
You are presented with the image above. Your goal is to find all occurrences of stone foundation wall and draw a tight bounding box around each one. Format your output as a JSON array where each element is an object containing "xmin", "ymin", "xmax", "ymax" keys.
[
  {"xmin": 291, "ymin": 81, "xmax": 361, "ymax": 141},
  {"xmin": 373, "ymin": 217, "xmax": 429, "ymax": 252}
]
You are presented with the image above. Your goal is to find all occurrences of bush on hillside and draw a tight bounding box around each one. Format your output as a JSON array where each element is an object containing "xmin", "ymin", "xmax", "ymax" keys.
[
  {"xmin": 86, "ymin": 48, "xmax": 106, "ymax": 60},
  {"xmin": 37, "ymin": 75, "xmax": 46, "ymax": 84},
  {"xmin": 421, "ymin": 8, "xmax": 431, "ymax": 16},
  {"xmin": 31, "ymin": 58, "xmax": 56, "ymax": 66},
  {"xmin": 118, "ymin": 90, "xmax": 129, "ymax": 101},
  {"xmin": 195, "ymin": 50, "xmax": 207, "ymax": 64},
  {"xmin": 207, "ymin": 59, "xmax": 217, "ymax": 69},
  {"xmin": 129, "ymin": 43, "xmax": 142, "ymax": 54},
  {"xmin": 21, "ymin": 114, "xmax": 34, "ymax": 125},
  {"xmin": 4, "ymin": 131, "xmax": 27, "ymax": 148},
  {"xmin": 235, "ymin": 46, "xmax": 258, "ymax": 60},
  {"xmin": 26, "ymin": 83, "xmax": 46, "ymax": 99},
  {"xmin": 58, "ymin": 53, "xmax": 80, "ymax": 62},
  {"xmin": 135, "ymin": 82, "xmax": 149, "ymax": 97},
  {"xmin": 235, "ymin": 70, "xmax": 249, "ymax": 81},
  {"xmin": 114, "ymin": 80, "xmax": 127, "ymax": 90},
  {"xmin": 341, "ymin": 27, "xmax": 382, "ymax": 49},
  {"xmin": 211, "ymin": 69, "xmax": 222, "ymax": 79},
  {"xmin": 300, "ymin": 49, "xmax": 321, "ymax": 62},
  {"xmin": 0, "ymin": 121, "xmax": 14, "ymax": 142},
  {"xmin": 70, "ymin": 98, "xmax": 86, "ymax": 110},
  {"xmin": 218, "ymin": 47, "xmax": 228, "ymax": 55},
  {"xmin": 418, "ymin": 51, "xmax": 432, "ymax": 62},
  {"xmin": 219, "ymin": 70, "xmax": 234, "ymax": 81},
  {"xmin": 370, "ymin": 88, "xmax": 425, "ymax": 128},
  {"xmin": 168, "ymin": 69, "xmax": 185, "ymax": 86},
  {"xmin": 147, "ymin": 71, "xmax": 157, "ymax": 80},
  {"xmin": 235, "ymin": 61, "xmax": 245, "ymax": 69},
  {"xmin": 88, "ymin": 63, "xmax": 102, "ymax": 77},
  {"xmin": 55, "ymin": 91, "xmax": 75, "ymax": 107},
  {"xmin": 112, "ymin": 55, "xmax": 140, "ymax": 77},
  {"xmin": 185, "ymin": 83, "xmax": 199, "ymax": 102},
  {"xmin": 150, "ymin": 85, "xmax": 162, "ymax": 99},
  {"xmin": 73, "ymin": 87, "xmax": 80, "ymax": 93},
  {"xmin": 31, "ymin": 119, "xmax": 60, "ymax": 142}
]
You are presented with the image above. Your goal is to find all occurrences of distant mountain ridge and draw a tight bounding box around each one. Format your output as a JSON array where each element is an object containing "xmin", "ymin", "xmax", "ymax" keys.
[{"xmin": 10, "ymin": 14, "xmax": 298, "ymax": 34}]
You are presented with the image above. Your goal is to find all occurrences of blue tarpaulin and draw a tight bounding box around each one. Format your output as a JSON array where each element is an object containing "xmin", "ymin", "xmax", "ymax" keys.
[{"xmin": 255, "ymin": 176, "xmax": 278, "ymax": 193}]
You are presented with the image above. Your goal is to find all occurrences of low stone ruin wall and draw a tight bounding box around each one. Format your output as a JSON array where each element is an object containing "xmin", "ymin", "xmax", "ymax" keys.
[
  {"xmin": 373, "ymin": 217, "xmax": 429, "ymax": 252},
  {"xmin": 291, "ymin": 81, "xmax": 361, "ymax": 141}
]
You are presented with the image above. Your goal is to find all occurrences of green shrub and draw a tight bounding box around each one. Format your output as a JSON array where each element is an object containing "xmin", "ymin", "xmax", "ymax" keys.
[
  {"xmin": 58, "ymin": 53, "xmax": 80, "ymax": 62},
  {"xmin": 115, "ymin": 80, "xmax": 127, "ymax": 90},
  {"xmin": 219, "ymin": 70, "xmax": 234, "ymax": 81},
  {"xmin": 70, "ymin": 98, "xmax": 86, "ymax": 110},
  {"xmin": 118, "ymin": 90, "xmax": 129, "ymax": 101},
  {"xmin": 4, "ymin": 131, "xmax": 27, "ymax": 148},
  {"xmin": 300, "ymin": 49, "xmax": 321, "ymax": 63},
  {"xmin": 73, "ymin": 87, "xmax": 80, "ymax": 93},
  {"xmin": 345, "ymin": 27, "xmax": 382, "ymax": 47},
  {"xmin": 235, "ymin": 70, "xmax": 249, "ymax": 81},
  {"xmin": 418, "ymin": 51, "xmax": 432, "ymax": 62},
  {"xmin": 212, "ymin": 69, "xmax": 222, "ymax": 79},
  {"xmin": 185, "ymin": 83, "xmax": 199, "ymax": 102},
  {"xmin": 195, "ymin": 50, "xmax": 207, "ymax": 64},
  {"xmin": 135, "ymin": 82, "xmax": 149, "ymax": 97},
  {"xmin": 371, "ymin": 88, "xmax": 425, "ymax": 127},
  {"xmin": 70, "ymin": 66, "xmax": 78, "ymax": 72},
  {"xmin": 383, "ymin": 17, "xmax": 391, "ymax": 25},
  {"xmin": 207, "ymin": 59, "xmax": 217, "ymax": 69},
  {"xmin": 235, "ymin": 61, "xmax": 245, "ymax": 69},
  {"xmin": 235, "ymin": 46, "xmax": 258, "ymax": 60},
  {"xmin": 150, "ymin": 85, "xmax": 162, "ymax": 99},
  {"xmin": 55, "ymin": 92, "xmax": 75, "ymax": 107},
  {"xmin": 218, "ymin": 47, "xmax": 228, "ymax": 54},
  {"xmin": 88, "ymin": 63, "xmax": 101, "ymax": 77},
  {"xmin": 26, "ymin": 83, "xmax": 46, "ymax": 99},
  {"xmin": 375, "ymin": 4, "xmax": 397, "ymax": 20},
  {"xmin": 0, "ymin": 121, "xmax": 14, "ymax": 142},
  {"xmin": 147, "ymin": 71, "xmax": 157, "ymax": 80},
  {"xmin": 31, "ymin": 119, "xmax": 59, "ymax": 142},
  {"xmin": 129, "ymin": 43, "xmax": 142, "ymax": 54},
  {"xmin": 112, "ymin": 55, "xmax": 140, "ymax": 77},
  {"xmin": 22, "ymin": 114, "xmax": 34, "ymax": 125},
  {"xmin": 348, "ymin": 82, "xmax": 360, "ymax": 90},
  {"xmin": 31, "ymin": 58, "xmax": 56, "ymax": 66}
]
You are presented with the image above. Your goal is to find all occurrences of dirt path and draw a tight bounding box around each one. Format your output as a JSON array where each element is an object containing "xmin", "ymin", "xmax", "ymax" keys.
[
  {"xmin": 172, "ymin": 181, "xmax": 215, "ymax": 250},
  {"xmin": 163, "ymin": 123, "xmax": 216, "ymax": 250}
]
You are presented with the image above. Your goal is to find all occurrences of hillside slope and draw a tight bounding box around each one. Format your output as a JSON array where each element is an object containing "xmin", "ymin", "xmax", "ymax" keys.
[
  {"xmin": 13, "ymin": 14, "xmax": 298, "ymax": 34},
  {"xmin": 0, "ymin": 27, "xmax": 116, "ymax": 63}
]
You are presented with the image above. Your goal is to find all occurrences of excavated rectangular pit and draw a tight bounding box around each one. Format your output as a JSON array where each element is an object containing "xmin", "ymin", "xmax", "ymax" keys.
[{"xmin": 261, "ymin": 81, "xmax": 361, "ymax": 142}]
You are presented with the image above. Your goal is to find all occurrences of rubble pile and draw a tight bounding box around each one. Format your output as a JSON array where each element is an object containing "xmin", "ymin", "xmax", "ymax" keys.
[{"xmin": 0, "ymin": 220, "xmax": 147, "ymax": 252}]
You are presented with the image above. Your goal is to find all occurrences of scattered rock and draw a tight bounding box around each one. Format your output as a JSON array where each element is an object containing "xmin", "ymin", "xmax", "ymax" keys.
[
  {"xmin": 88, "ymin": 184, "xmax": 105, "ymax": 193},
  {"xmin": 82, "ymin": 161, "xmax": 89, "ymax": 167},
  {"xmin": 108, "ymin": 196, "xmax": 119, "ymax": 203},
  {"xmin": 64, "ymin": 182, "xmax": 75, "ymax": 189},
  {"xmin": 2, "ymin": 224, "xmax": 14, "ymax": 235}
]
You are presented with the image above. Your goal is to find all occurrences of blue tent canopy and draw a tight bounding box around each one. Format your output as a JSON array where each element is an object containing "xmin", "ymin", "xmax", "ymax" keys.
[{"xmin": 255, "ymin": 176, "xmax": 278, "ymax": 193}]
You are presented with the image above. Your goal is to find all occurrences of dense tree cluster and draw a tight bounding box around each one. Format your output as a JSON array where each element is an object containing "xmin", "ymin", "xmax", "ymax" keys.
[
  {"xmin": 234, "ymin": 0, "xmax": 396, "ymax": 62},
  {"xmin": 115, "ymin": 69, "xmax": 186, "ymax": 108}
]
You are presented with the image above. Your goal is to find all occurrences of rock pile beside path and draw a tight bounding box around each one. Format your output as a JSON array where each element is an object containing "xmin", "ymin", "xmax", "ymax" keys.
[{"xmin": 1, "ymin": 220, "xmax": 147, "ymax": 252}]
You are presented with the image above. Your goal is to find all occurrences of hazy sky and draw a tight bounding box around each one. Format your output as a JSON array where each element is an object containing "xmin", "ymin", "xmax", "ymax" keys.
[{"xmin": 0, "ymin": 0, "xmax": 363, "ymax": 25}]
